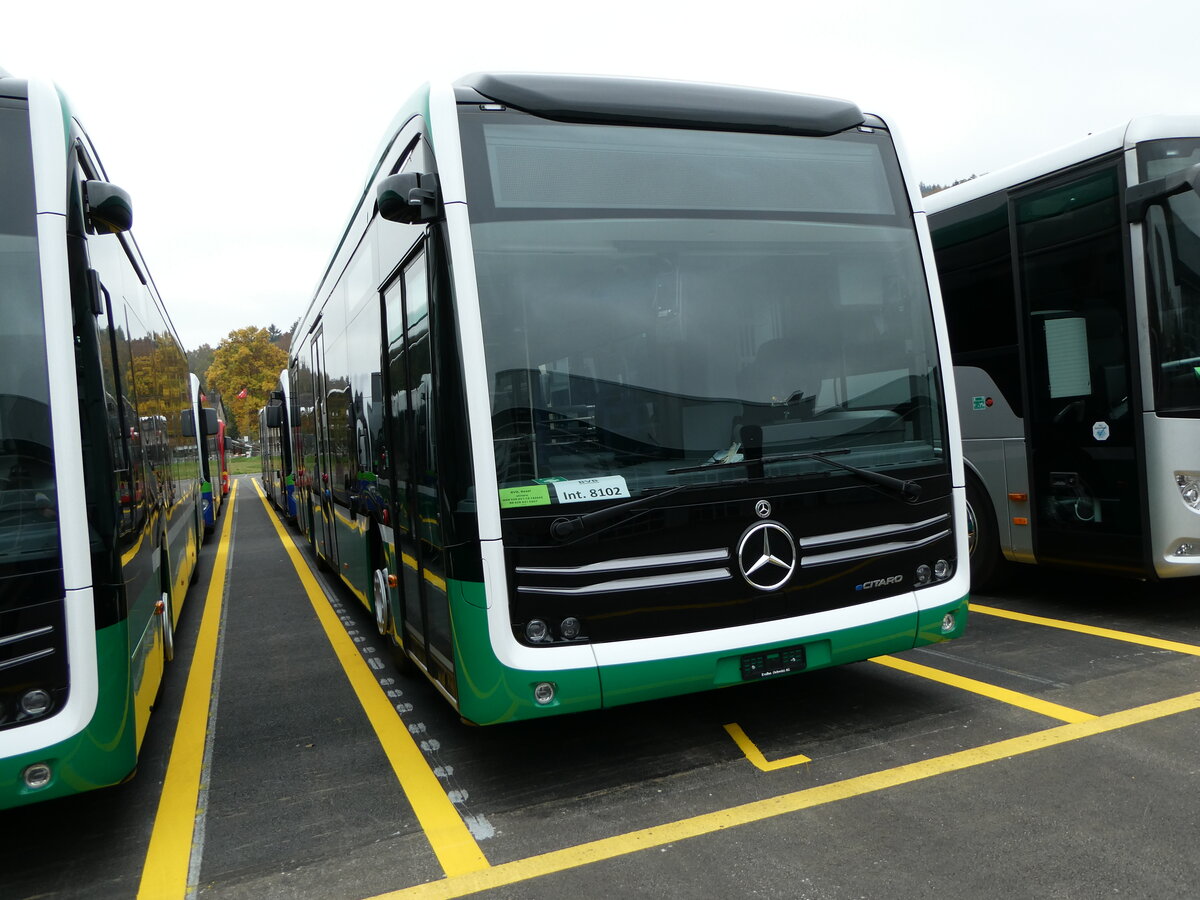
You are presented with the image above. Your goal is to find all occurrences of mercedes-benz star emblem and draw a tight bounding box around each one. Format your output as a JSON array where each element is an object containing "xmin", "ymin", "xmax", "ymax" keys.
[
  {"xmin": 737, "ymin": 521, "xmax": 797, "ymax": 591},
  {"xmin": 755, "ymin": 499, "xmax": 772, "ymax": 519}
]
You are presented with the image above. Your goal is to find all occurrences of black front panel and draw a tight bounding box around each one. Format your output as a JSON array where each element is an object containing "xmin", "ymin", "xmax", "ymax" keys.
[
  {"xmin": 0, "ymin": 598, "xmax": 68, "ymax": 731},
  {"xmin": 502, "ymin": 473, "xmax": 955, "ymax": 645}
]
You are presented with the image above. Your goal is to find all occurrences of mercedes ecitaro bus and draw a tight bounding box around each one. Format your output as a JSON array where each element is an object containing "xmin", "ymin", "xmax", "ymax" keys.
[
  {"xmin": 288, "ymin": 73, "xmax": 968, "ymax": 724},
  {"xmin": 0, "ymin": 70, "xmax": 202, "ymax": 808}
]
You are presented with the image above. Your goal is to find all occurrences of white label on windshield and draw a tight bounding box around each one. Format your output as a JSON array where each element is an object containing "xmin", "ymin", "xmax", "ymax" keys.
[{"xmin": 553, "ymin": 476, "xmax": 631, "ymax": 504}]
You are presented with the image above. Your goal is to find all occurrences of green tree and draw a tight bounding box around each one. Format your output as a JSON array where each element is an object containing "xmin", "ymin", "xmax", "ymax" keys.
[
  {"xmin": 186, "ymin": 343, "xmax": 215, "ymax": 379},
  {"xmin": 205, "ymin": 326, "xmax": 288, "ymax": 438}
]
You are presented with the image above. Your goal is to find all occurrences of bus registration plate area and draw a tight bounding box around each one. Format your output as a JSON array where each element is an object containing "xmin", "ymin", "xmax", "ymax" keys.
[{"xmin": 740, "ymin": 645, "xmax": 807, "ymax": 680}]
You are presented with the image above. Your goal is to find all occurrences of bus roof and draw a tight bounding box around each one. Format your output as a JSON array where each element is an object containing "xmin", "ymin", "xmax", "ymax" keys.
[
  {"xmin": 925, "ymin": 115, "xmax": 1200, "ymax": 213},
  {"xmin": 455, "ymin": 73, "xmax": 865, "ymax": 137}
]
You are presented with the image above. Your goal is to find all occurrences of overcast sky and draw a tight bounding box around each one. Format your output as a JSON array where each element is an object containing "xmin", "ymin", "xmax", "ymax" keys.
[{"xmin": 5, "ymin": 1, "xmax": 1197, "ymax": 350}]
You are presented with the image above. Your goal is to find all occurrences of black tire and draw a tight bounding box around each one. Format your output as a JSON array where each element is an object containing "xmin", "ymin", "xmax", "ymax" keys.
[
  {"xmin": 160, "ymin": 591, "xmax": 175, "ymax": 662},
  {"xmin": 373, "ymin": 566, "xmax": 414, "ymax": 675},
  {"xmin": 966, "ymin": 474, "xmax": 1006, "ymax": 593}
]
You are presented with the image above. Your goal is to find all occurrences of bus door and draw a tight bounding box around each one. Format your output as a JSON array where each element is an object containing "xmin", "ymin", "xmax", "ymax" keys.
[
  {"xmin": 310, "ymin": 329, "xmax": 338, "ymax": 563},
  {"xmin": 1014, "ymin": 164, "xmax": 1146, "ymax": 571},
  {"xmin": 383, "ymin": 247, "xmax": 454, "ymax": 693}
]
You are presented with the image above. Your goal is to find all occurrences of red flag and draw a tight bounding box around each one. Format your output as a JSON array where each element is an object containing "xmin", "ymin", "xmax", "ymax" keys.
[{"xmin": 237, "ymin": 388, "xmax": 248, "ymax": 399}]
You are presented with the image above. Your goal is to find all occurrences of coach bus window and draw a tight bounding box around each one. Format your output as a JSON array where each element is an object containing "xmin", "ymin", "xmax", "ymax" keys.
[{"xmin": 1138, "ymin": 139, "xmax": 1200, "ymax": 415}]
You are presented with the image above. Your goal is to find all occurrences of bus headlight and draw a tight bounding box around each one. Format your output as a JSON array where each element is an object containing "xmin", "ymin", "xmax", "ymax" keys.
[
  {"xmin": 1176, "ymin": 474, "xmax": 1200, "ymax": 510},
  {"xmin": 915, "ymin": 564, "xmax": 931, "ymax": 585},
  {"xmin": 525, "ymin": 619, "xmax": 549, "ymax": 643},
  {"xmin": 560, "ymin": 617, "xmax": 582, "ymax": 640},
  {"xmin": 934, "ymin": 559, "xmax": 952, "ymax": 580},
  {"xmin": 533, "ymin": 682, "xmax": 556, "ymax": 705},
  {"xmin": 20, "ymin": 689, "xmax": 52, "ymax": 717}
]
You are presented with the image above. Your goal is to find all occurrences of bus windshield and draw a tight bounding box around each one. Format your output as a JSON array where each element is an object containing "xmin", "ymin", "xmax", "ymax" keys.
[
  {"xmin": 0, "ymin": 103, "xmax": 61, "ymax": 587},
  {"xmin": 1139, "ymin": 137, "xmax": 1200, "ymax": 415},
  {"xmin": 461, "ymin": 111, "xmax": 946, "ymax": 498}
]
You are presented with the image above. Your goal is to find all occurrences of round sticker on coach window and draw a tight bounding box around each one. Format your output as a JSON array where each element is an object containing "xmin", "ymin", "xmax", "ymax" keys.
[{"xmin": 1092, "ymin": 421, "xmax": 1111, "ymax": 441}]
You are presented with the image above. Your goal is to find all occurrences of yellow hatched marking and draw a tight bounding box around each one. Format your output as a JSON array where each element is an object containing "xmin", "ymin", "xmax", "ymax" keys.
[
  {"xmin": 137, "ymin": 480, "xmax": 238, "ymax": 899},
  {"xmin": 252, "ymin": 479, "xmax": 488, "ymax": 877},
  {"xmin": 871, "ymin": 655, "xmax": 1096, "ymax": 723},
  {"xmin": 723, "ymin": 723, "xmax": 812, "ymax": 770},
  {"xmin": 972, "ymin": 604, "xmax": 1200, "ymax": 656},
  {"xmin": 370, "ymin": 691, "xmax": 1200, "ymax": 898}
]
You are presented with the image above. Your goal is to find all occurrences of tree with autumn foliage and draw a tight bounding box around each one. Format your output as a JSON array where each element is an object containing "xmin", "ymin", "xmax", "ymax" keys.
[{"xmin": 205, "ymin": 326, "xmax": 288, "ymax": 438}]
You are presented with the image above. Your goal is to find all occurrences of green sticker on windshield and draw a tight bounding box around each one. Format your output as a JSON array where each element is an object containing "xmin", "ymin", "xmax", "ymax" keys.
[{"xmin": 499, "ymin": 485, "xmax": 552, "ymax": 508}]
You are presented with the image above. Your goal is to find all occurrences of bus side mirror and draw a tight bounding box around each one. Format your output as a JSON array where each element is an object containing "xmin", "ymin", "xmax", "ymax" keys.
[
  {"xmin": 265, "ymin": 404, "xmax": 283, "ymax": 428},
  {"xmin": 377, "ymin": 172, "xmax": 441, "ymax": 224},
  {"xmin": 182, "ymin": 409, "xmax": 196, "ymax": 437},
  {"xmin": 202, "ymin": 407, "xmax": 218, "ymax": 436},
  {"xmin": 1126, "ymin": 161, "xmax": 1200, "ymax": 222},
  {"xmin": 84, "ymin": 180, "xmax": 134, "ymax": 234}
]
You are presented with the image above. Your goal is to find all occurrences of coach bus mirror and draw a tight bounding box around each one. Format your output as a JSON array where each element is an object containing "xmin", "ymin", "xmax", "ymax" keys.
[
  {"xmin": 202, "ymin": 407, "xmax": 219, "ymax": 436},
  {"xmin": 1125, "ymin": 161, "xmax": 1200, "ymax": 222},
  {"xmin": 181, "ymin": 409, "xmax": 196, "ymax": 438},
  {"xmin": 84, "ymin": 180, "xmax": 134, "ymax": 234},
  {"xmin": 265, "ymin": 404, "xmax": 283, "ymax": 428},
  {"xmin": 377, "ymin": 172, "xmax": 441, "ymax": 224}
]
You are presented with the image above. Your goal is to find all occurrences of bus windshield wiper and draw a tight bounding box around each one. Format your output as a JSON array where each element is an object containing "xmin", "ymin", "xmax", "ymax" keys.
[
  {"xmin": 550, "ymin": 485, "xmax": 688, "ymax": 542},
  {"xmin": 667, "ymin": 449, "xmax": 922, "ymax": 502}
]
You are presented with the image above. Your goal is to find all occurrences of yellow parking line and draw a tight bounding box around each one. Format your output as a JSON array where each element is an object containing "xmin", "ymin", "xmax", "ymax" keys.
[
  {"xmin": 971, "ymin": 604, "xmax": 1200, "ymax": 656},
  {"xmin": 371, "ymin": 690, "xmax": 1200, "ymax": 899},
  {"xmin": 251, "ymin": 479, "xmax": 489, "ymax": 878},
  {"xmin": 723, "ymin": 723, "xmax": 811, "ymax": 770},
  {"xmin": 138, "ymin": 480, "xmax": 238, "ymax": 899},
  {"xmin": 871, "ymin": 655, "xmax": 1096, "ymax": 723}
]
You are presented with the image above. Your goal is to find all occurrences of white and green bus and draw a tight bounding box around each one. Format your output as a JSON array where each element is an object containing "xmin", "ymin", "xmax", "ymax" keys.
[
  {"xmin": 0, "ymin": 72, "xmax": 202, "ymax": 807},
  {"xmin": 928, "ymin": 117, "xmax": 1200, "ymax": 586},
  {"xmin": 289, "ymin": 73, "xmax": 968, "ymax": 724}
]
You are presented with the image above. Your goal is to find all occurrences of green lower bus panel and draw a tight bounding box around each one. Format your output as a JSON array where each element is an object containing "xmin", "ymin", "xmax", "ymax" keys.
[
  {"xmin": 598, "ymin": 614, "xmax": 916, "ymax": 709},
  {"xmin": 450, "ymin": 580, "xmax": 603, "ymax": 725},
  {"xmin": 0, "ymin": 623, "xmax": 137, "ymax": 809},
  {"xmin": 448, "ymin": 578, "xmax": 969, "ymax": 725}
]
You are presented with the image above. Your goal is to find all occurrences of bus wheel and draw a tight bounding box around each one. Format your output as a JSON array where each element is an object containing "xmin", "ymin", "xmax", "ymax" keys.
[
  {"xmin": 372, "ymin": 568, "xmax": 390, "ymax": 636},
  {"xmin": 159, "ymin": 591, "xmax": 175, "ymax": 662},
  {"xmin": 966, "ymin": 474, "xmax": 1005, "ymax": 593},
  {"xmin": 373, "ymin": 567, "xmax": 414, "ymax": 674}
]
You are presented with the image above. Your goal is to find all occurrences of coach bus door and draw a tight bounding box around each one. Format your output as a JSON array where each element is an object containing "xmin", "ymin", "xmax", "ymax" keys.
[
  {"xmin": 1014, "ymin": 164, "xmax": 1145, "ymax": 572},
  {"xmin": 383, "ymin": 247, "xmax": 454, "ymax": 694},
  {"xmin": 311, "ymin": 329, "xmax": 338, "ymax": 564}
]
